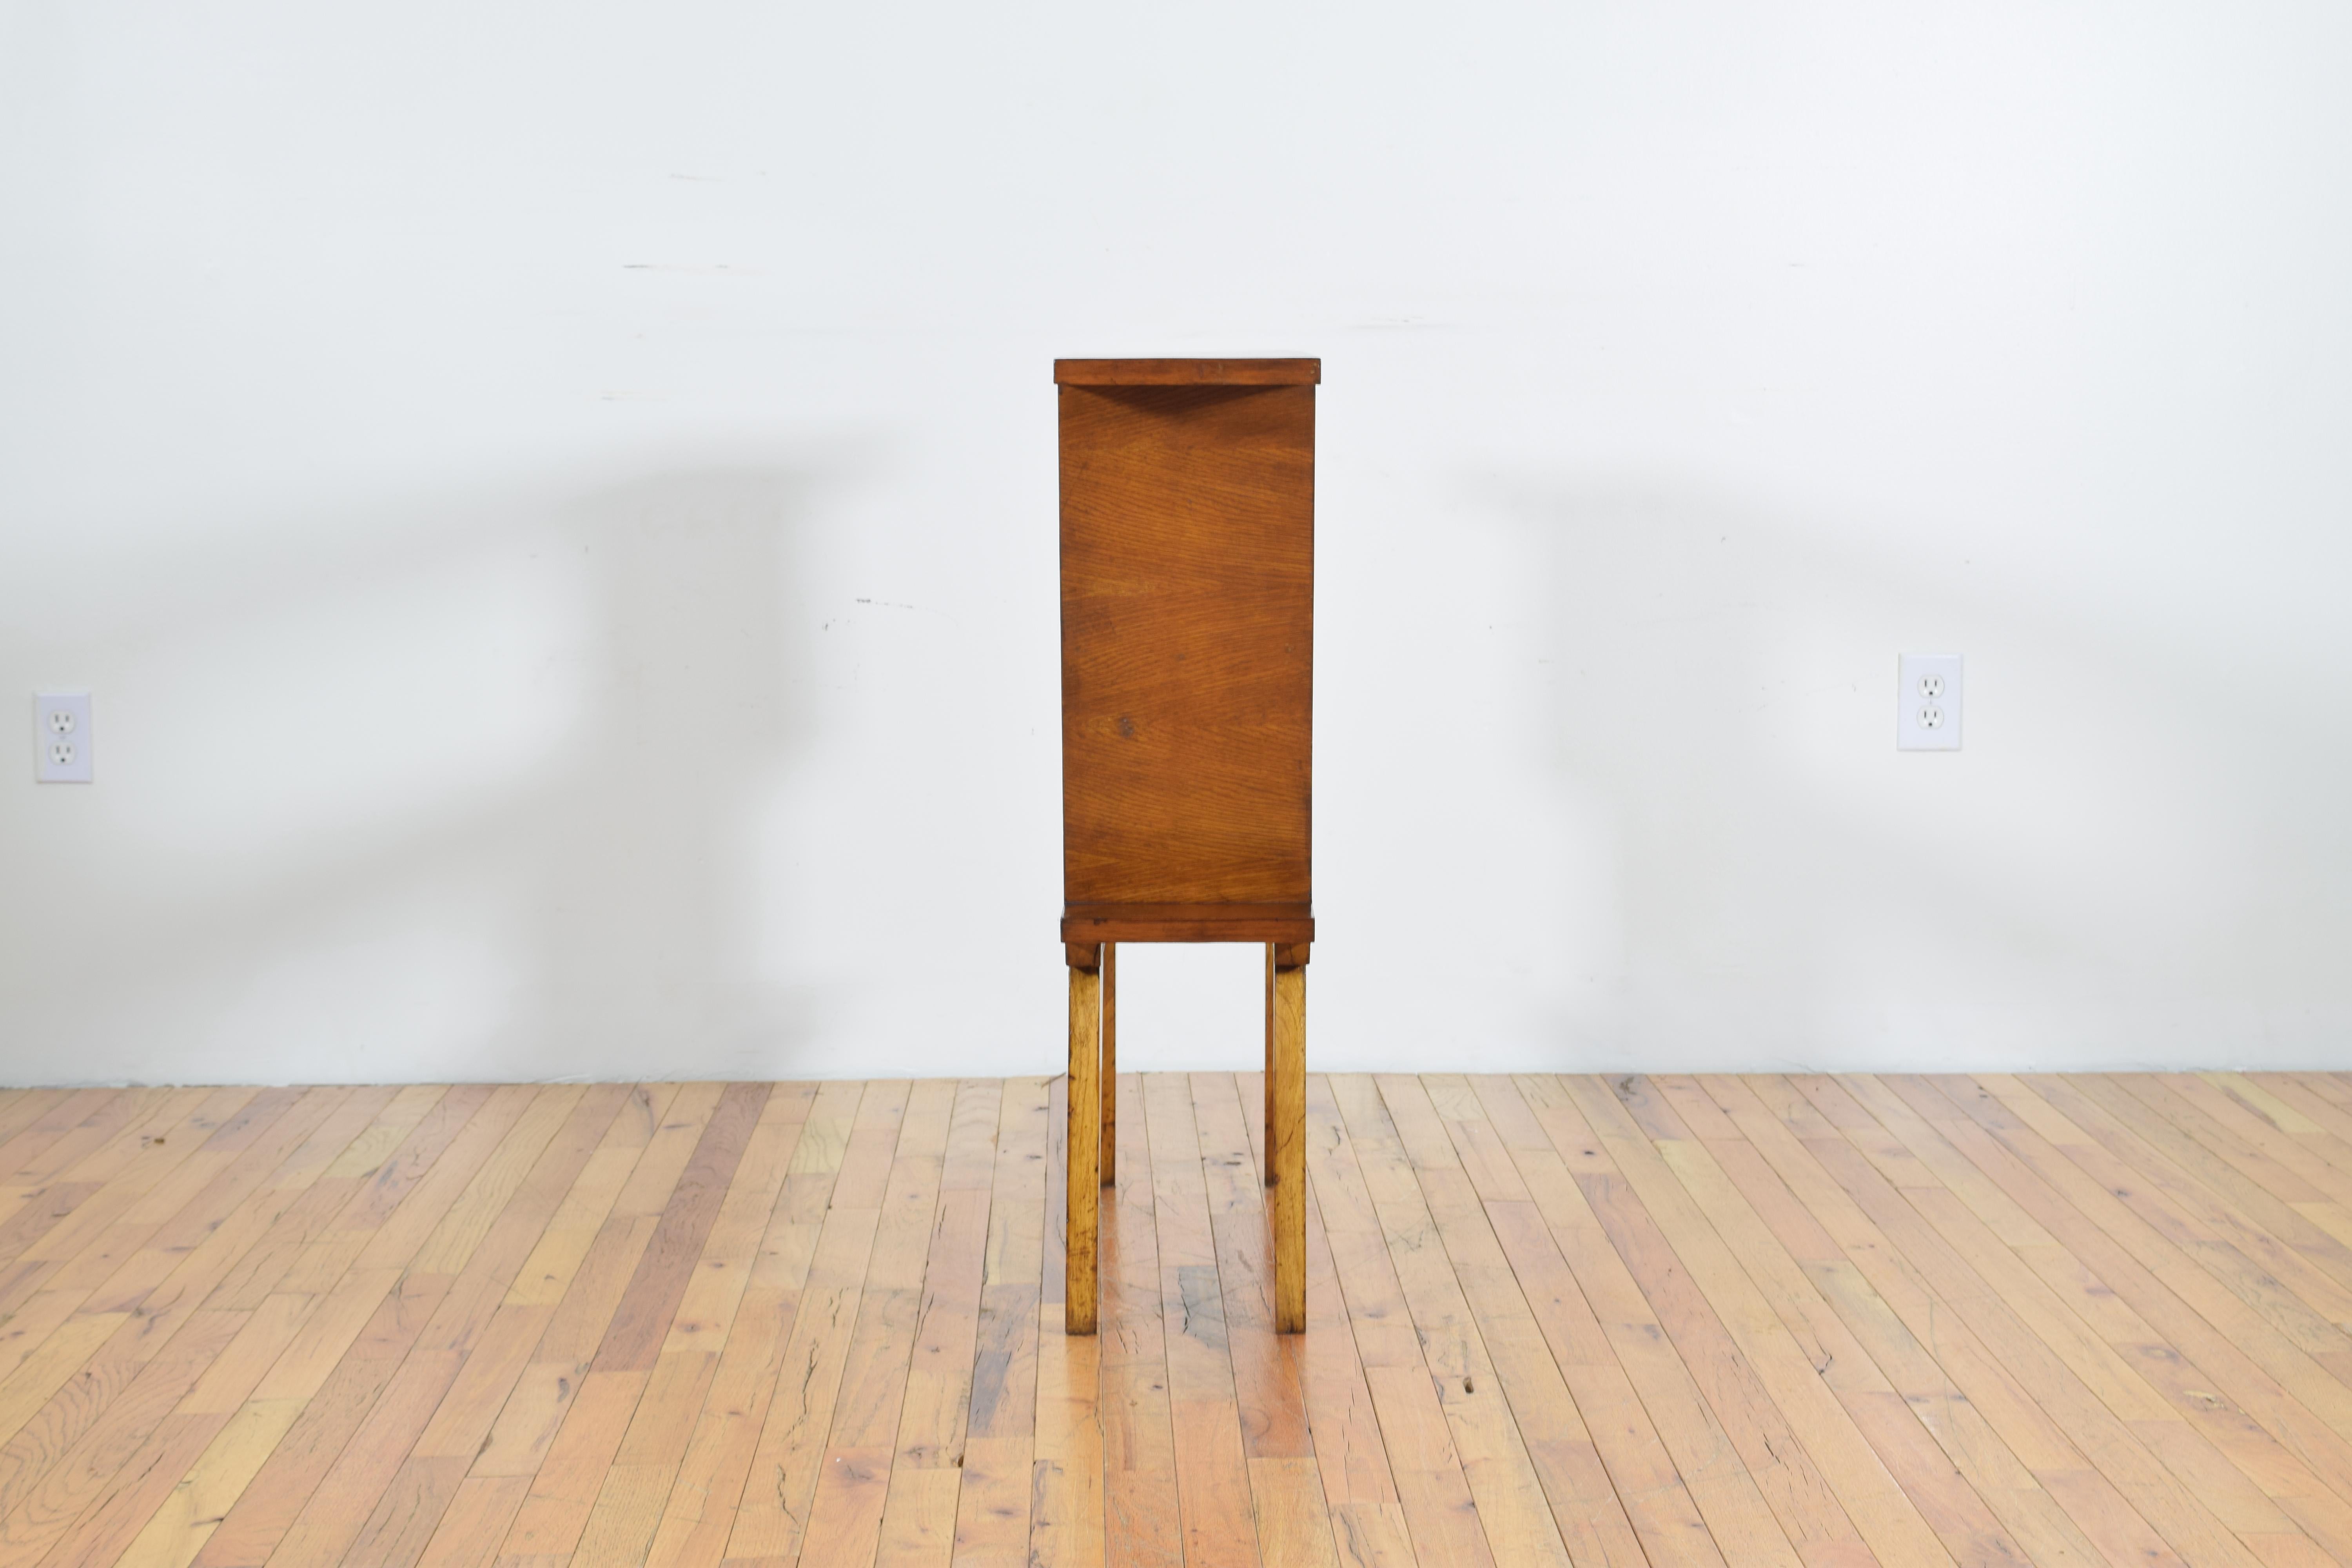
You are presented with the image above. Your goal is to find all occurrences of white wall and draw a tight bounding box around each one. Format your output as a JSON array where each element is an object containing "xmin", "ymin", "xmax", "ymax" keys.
[{"xmin": 5, "ymin": 0, "xmax": 2350, "ymax": 1083}]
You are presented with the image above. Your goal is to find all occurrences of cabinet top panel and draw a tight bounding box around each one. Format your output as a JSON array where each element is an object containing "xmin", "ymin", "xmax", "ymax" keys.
[{"xmin": 1054, "ymin": 358, "xmax": 1320, "ymax": 387}]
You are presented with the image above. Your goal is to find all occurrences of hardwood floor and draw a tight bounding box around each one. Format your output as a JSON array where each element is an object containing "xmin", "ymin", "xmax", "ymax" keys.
[{"xmin": 2, "ymin": 1075, "xmax": 2352, "ymax": 1564}]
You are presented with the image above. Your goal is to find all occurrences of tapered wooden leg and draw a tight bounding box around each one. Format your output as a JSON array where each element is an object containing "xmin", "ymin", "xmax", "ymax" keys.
[
  {"xmin": 1270, "ymin": 959, "xmax": 1306, "ymax": 1333},
  {"xmin": 1066, "ymin": 957, "xmax": 1101, "ymax": 1335},
  {"xmin": 1264, "ymin": 943, "xmax": 1277, "ymax": 1186},
  {"xmin": 1101, "ymin": 943, "xmax": 1116, "ymax": 1187}
]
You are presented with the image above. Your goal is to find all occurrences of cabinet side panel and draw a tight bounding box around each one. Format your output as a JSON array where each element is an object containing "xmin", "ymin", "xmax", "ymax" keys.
[{"xmin": 1060, "ymin": 383, "xmax": 1313, "ymax": 907}]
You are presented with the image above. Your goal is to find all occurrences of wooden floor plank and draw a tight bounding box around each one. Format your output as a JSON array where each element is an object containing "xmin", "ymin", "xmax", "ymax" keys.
[
  {"xmin": 1389, "ymin": 1076, "xmax": 1651, "ymax": 1568},
  {"xmin": 0, "ymin": 1089, "xmax": 255, "ymax": 1367},
  {"xmin": 1586, "ymin": 1073, "xmax": 2055, "ymax": 1566},
  {"xmin": 1972, "ymin": 1074, "xmax": 2352, "ymax": 1400},
  {"xmin": 1332, "ymin": 1075, "xmax": 1573, "ymax": 1568},
  {"xmin": 720, "ymin": 1080, "xmax": 900, "ymax": 1566},
  {"xmin": 1690, "ymin": 1074, "xmax": 2133, "ymax": 1568},
  {"xmin": 1142, "ymin": 1073, "xmax": 1257, "ymax": 1568},
  {"xmin": 249, "ymin": 1083, "xmax": 613, "ymax": 1568},
  {"xmin": 100, "ymin": 1085, "xmax": 408, "ymax": 1568},
  {"xmin": 21, "ymin": 1088, "xmax": 399, "ymax": 1568},
  {"xmin": 22, "ymin": 1073, "xmax": 2352, "ymax": 1568},
  {"xmin": 1851, "ymin": 1073, "xmax": 2351, "ymax": 1548},
  {"xmin": 2211, "ymin": 1074, "xmax": 2352, "ymax": 1202},
  {"xmin": 874, "ymin": 1080, "xmax": 1000, "ymax": 1568},
  {"xmin": 183, "ymin": 1083, "xmax": 539, "ymax": 1568},
  {"xmin": 1030, "ymin": 1072, "xmax": 1104, "ymax": 1568},
  {"xmin": 1877, "ymin": 1074, "xmax": 2352, "ymax": 1555},
  {"xmin": 635, "ymin": 1080, "xmax": 849, "ymax": 1568},
  {"xmin": 1774, "ymin": 1073, "xmax": 2273, "ymax": 1568},
  {"xmin": 0, "ymin": 1088, "xmax": 334, "ymax": 1461},
  {"xmin": 569, "ymin": 1085, "xmax": 793, "ymax": 1568},
  {"xmin": 1956, "ymin": 1072, "xmax": 2352, "ymax": 1425},
  {"xmin": 1642, "ymin": 1075, "xmax": 2052, "ymax": 1568},
  {"xmin": 1512, "ymin": 1076, "xmax": 1809, "ymax": 1568},
  {"xmin": 488, "ymin": 1083, "xmax": 738, "ymax": 1566},
  {"xmin": 1301, "ymin": 1078, "xmax": 1494, "ymax": 1568},
  {"xmin": 948, "ymin": 1076, "xmax": 1047, "ymax": 1568},
  {"xmin": 0, "ymin": 1088, "xmax": 156, "ymax": 1194},
  {"xmin": 2033, "ymin": 1075, "xmax": 2352, "ymax": 1350},
  {"xmin": 1200, "ymin": 1072, "xmax": 1345, "ymax": 1568},
  {"xmin": 1447, "ymin": 1077, "xmax": 1712, "ymax": 1568},
  {"xmin": 45, "ymin": 1085, "xmax": 496, "ymax": 1568},
  {"xmin": 2159, "ymin": 1074, "xmax": 2352, "ymax": 1219},
  {"xmin": 1093, "ymin": 1072, "xmax": 1178, "ymax": 1568},
  {"xmin": 0, "ymin": 1092, "xmax": 70, "ymax": 1173},
  {"xmin": 1234, "ymin": 1076, "xmax": 1412, "ymax": 1568},
  {"xmin": 790, "ymin": 1077, "xmax": 955, "ymax": 1568}
]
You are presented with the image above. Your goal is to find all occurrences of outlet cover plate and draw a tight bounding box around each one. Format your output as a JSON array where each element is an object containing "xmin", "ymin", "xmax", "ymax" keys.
[
  {"xmin": 1897, "ymin": 655, "xmax": 1962, "ymax": 751},
  {"xmin": 34, "ymin": 693, "xmax": 92, "ymax": 782}
]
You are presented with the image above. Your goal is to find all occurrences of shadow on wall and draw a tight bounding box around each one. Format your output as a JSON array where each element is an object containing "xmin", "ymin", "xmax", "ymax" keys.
[
  {"xmin": 2, "ymin": 459, "xmax": 854, "ymax": 1083},
  {"xmin": 1490, "ymin": 474, "xmax": 2344, "ymax": 1069},
  {"xmin": 527, "ymin": 469, "xmax": 817, "ymax": 1070}
]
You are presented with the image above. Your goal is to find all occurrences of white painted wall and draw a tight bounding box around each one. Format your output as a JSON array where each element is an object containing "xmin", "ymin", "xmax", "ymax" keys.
[{"xmin": 5, "ymin": 1, "xmax": 2350, "ymax": 1083}]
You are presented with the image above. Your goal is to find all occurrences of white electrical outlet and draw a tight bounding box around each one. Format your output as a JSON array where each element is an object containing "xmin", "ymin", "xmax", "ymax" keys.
[
  {"xmin": 34, "ymin": 693, "xmax": 92, "ymax": 782},
  {"xmin": 1896, "ymin": 655, "xmax": 1962, "ymax": 751}
]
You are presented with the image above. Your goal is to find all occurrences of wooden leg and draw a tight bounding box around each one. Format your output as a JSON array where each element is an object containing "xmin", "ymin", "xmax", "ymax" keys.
[
  {"xmin": 1264, "ymin": 942, "xmax": 1276, "ymax": 1186},
  {"xmin": 1101, "ymin": 943, "xmax": 1116, "ymax": 1187},
  {"xmin": 1066, "ymin": 958, "xmax": 1101, "ymax": 1335},
  {"xmin": 1270, "ymin": 959, "xmax": 1306, "ymax": 1333}
]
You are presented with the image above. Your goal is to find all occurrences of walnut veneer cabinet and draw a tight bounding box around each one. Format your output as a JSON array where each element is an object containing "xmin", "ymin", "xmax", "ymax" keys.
[{"xmin": 1056, "ymin": 357, "xmax": 1316, "ymax": 1335}]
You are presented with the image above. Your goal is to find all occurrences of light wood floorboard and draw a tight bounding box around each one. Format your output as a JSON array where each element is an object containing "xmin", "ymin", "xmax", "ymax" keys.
[{"xmin": 4, "ymin": 1074, "xmax": 2349, "ymax": 1566}]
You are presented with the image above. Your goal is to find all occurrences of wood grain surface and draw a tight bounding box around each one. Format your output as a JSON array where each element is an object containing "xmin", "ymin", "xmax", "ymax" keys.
[
  {"xmin": 13, "ymin": 1071, "xmax": 2347, "ymax": 1564},
  {"xmin": 1054, "ymin": 360, "xmax": 1320, "ymax": 387},
  {"xmin": 1100, "ymin": 947, "xmax": 1116, "ymax": 1192},
  {"xmin": 1057, "ymin": 361, "xmax": 1318, "ymax": 1348},
  {"xmin": 1061, "ymin": 905, "xmax": 1313, "ymax": 951},
  {"xmin": 1058, "ymin": 373, "xmax": 1314, "ymax": 925},
  {"xmin": 1065, "ymin": 967, "xmax": 1101, "ymax": 1337}
]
